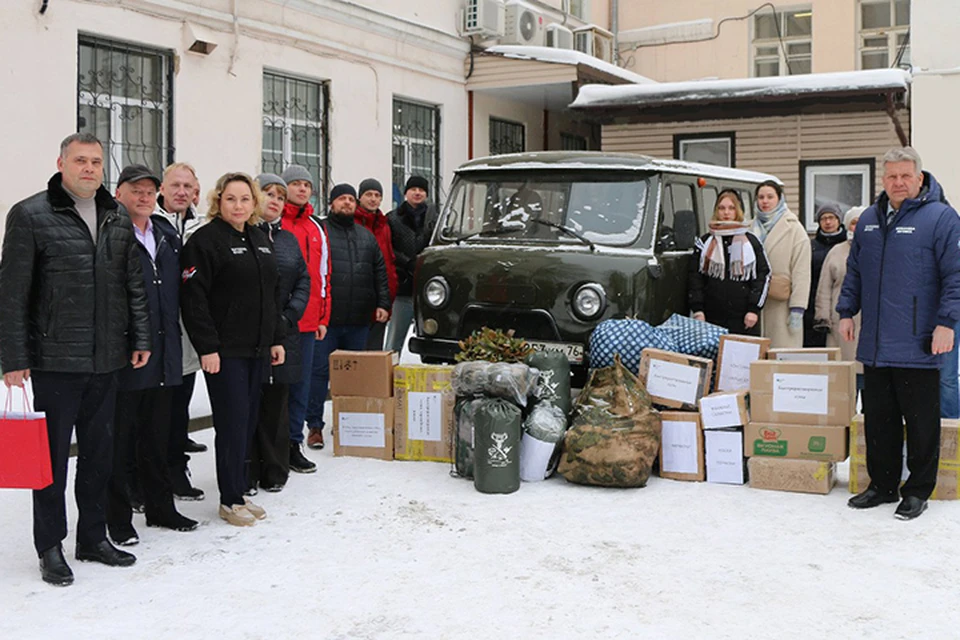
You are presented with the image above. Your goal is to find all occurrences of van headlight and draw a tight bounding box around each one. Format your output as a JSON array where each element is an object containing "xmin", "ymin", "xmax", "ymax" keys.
[
  {"xmin": 424, "ymin": 276, "xmax": 450, "ymax": 309},
  {"xmin": 572, "ymin": 283, "xmax": 606, "ymax": 320}
]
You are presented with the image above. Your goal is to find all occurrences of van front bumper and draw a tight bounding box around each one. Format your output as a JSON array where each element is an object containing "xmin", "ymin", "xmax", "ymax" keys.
[{"xmin": 408, "ymin": 336, "xmax": 461, "ymax": 363}]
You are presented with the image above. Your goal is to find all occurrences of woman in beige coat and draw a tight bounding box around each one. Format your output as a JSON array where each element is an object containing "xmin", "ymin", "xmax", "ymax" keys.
[
  {"xmin": 751, "ymin": 181, "xmax": 811, "ymax": 348},
  {"xmin": 815, "ymin": 207, "xmax": 866, "ymax": 380}
]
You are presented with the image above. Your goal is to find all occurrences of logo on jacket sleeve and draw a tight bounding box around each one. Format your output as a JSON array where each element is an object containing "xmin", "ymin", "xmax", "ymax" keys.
[{"xmin": 181, "ymin": 266, "xmax": 197, "ymax": 283}]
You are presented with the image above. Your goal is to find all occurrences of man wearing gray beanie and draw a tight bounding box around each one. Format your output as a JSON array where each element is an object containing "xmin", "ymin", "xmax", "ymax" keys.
[
  {"xmin": 355, "ymin": 178, "xmax": 397, "ymax": 350},
  {"xmin": 303, "ymin": 184, "xmax": 390, "ymax": 450}
]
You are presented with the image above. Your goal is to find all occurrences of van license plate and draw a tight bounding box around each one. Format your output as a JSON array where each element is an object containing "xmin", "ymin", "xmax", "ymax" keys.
[{"xmin": 526, "ymin": 340, "xmax": 584, "ymax": 364}]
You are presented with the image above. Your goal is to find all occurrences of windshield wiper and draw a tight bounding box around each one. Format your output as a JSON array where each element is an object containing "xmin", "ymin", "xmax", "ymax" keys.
[
  {"xmin": 529, "ymin": 219, "xmax": 596, "ymax": 252},
  {"xmin": 453, "ymin": 223, "xmax": 523, "ymax": 244}
]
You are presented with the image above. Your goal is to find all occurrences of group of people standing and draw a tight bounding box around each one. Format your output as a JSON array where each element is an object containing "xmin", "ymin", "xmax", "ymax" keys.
[
  {"xmin": 0, "ymin": 133, "xmax": 437, "ymax": 586},
  {"xmin": 688, "ymin": 146, "xmax": 960, "ymax": 520}
]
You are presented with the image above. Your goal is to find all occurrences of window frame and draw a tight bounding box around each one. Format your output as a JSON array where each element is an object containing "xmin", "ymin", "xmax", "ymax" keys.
[
  {"xmin": 261, "ymin": 70, "xmax": 330, "ymax": 211},
  {"xmin": 673, "ymin": 132, "xmax": 736, "ymax": 168},
  {"xmin": 566, "ymin": 0, "xmax": 589, "ymax": 21},
  {"xmin": 750, "ymin": 6, "xmax": 814, "ymax": 77},
  {"xmin": 392, "ymin": 97, "xmax": 442, "ymax": 209},
  {"xmin": 799, "ymin": 158, "xmax": 876, "ymax": 232},
  {"xmin": 560, "ymin": 132, "xmax": 588, "ymax": 151},
  {"xmin": 76, "ymin": 34, "xmax": 174, "ymax": 191},
  {"xmin": 858, "ymin": 0, "xmax": 910, "ymax": 70},
  {"xmin": 489, "ymin": 117, "xmax": 526, "ymax": 156}
]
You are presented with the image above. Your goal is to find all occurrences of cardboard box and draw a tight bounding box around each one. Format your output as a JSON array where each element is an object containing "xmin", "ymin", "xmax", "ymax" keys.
[
  {"xmin": 658, "ymin": 411, "xmax": 704, "ymax": 482},
  {"xmin": 749, "ymin": 360, "xmax": 856, "ymax": 426},
  {"xmin": 748, "ymin": 457, "xmax": 836, "ymax": 495},
  {"xmin": 704, "ymin": 428, "xmax": 746, "ymax": 485},
  {"xmin": 767, "ymin": 347, "xmax": 842, "ymax": 362},
  {"xmin": 332, "ymin": 396, "xmax": 394, "ymax": 461},
  {"xmin": 699, "ymin": 390, "xmax": 750, "ymax": 430},
  {"xmin": 716, "ymin": 335, "xmax": 771, "ymax": 392},
  {"xmin": 638, "ymin": 348, "xmax": 714, "ymax": 411},
  {"xmin": 393, "ymin": 364, "xmax": 456, "ymax": 462},
  {"xmin": 329, "ymin": 351, "xmax": 398, "ymax": 398},
  {"xmin": 743, "ymin": 422, "xmax": 848, "ymax": 462}
]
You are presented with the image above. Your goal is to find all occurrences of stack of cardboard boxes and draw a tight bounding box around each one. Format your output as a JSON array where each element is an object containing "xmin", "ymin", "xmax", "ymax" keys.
[
  {"xmin": 744, "ymin": 350, "xmax": 856, "ymax": 495},
  {"xmin": 393, "ymin": 364, "xmax": 456, "ymax": 463},
  {"xmin": 848, "ymin": 415, "xmax": 960, "ymax": 500},
  {"xmin": 330, "ymin": 351, "xmax": 398, "ymax": 460}
]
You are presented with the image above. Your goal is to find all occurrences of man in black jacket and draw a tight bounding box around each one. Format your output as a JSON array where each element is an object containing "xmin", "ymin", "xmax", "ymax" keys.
[
  {"xmin": 305, "ymin": 184, "xmax": 390, "ymax": 445},
  {"xmin": 0, "ymin": 133, "xmax": 152, "ymax": 586}
]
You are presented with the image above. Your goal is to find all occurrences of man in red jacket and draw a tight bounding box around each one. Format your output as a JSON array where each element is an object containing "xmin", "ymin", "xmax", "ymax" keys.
[
  {"xmin": 354, "ymin": 178, "xmax": 397, "ymax": 350},
  {"xmin": 279, "ymin": 165, "xmax": 330, "ymax": 464}
]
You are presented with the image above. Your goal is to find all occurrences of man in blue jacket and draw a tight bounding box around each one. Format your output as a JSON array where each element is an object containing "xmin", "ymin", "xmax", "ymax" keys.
[{"xmin": 838, "ymin": 147, "xmax": 960, "ymax": 520}]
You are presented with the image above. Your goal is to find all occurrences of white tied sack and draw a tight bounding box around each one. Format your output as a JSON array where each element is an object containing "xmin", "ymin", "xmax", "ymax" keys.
[{"xmin": 519, "ymin": 403, "xmax": 568, "ymax": 482}]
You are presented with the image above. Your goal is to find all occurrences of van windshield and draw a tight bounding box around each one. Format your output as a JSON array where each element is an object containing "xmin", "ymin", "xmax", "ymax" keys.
[{"xmin": 439, "ymin": 172, "xmax": 651, "ymax": 246}]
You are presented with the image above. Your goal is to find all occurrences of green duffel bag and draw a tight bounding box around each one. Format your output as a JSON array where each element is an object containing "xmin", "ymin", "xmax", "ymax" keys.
[
  {"xmin": 525, "ymin": 350, "xmax": 572, "ymax": 416},
  {"xmin": 558, "ymin": 355, "xmax": 662, "ymax": 488},
  {"xmin": 453, "ymin": 397, "xmax": 485, "ymax": 479},
  {"xmin": 473, "ymin": 398, "xmax": 522, "ymax": 494}
]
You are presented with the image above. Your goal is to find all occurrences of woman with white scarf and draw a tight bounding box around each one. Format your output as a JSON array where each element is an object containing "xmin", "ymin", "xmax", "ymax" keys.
[
  {"xmin": 751, "ymin": 180, "xmax": 812, "ymax": 348},
  {"xmin": 689, "ymin": 189, "xmax": 771, "ymax": 335}
]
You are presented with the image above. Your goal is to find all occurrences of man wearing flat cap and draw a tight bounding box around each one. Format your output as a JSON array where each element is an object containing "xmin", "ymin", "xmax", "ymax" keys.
[{"xmin": 0, "ymin": 133, "xmax": 151, "ymax": 585}]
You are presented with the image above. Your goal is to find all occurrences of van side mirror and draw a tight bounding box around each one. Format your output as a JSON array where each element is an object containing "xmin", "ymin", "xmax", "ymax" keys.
[{"xmin": 673, "ymin": 209, "xmax": 698, "ymax": 251}]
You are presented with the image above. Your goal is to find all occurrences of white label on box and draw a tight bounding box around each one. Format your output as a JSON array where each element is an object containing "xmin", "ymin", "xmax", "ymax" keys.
[
  {"xmin": 519, "ymin": 433, "xmax": 557, "ymax": 482},
  {"xmin": 407, "ymin": 392, "xmax": 442, "ymax": 442},
  {"xmin": 705, "ymin": 430, "xmax": 745, "ymax": 484},
  {"xmin": 775, "ymin": 352, "xmax": 830, "ymax": 362},
  {"xmin": 699, "ymin": 394, "xmax": 743, "ymax": 429},
  {"xmin": 338, "ymin": 412, "xmax": 385, "ymax": 448},
  {"xmin": 646, "ymin": 359, "xmax": 701, "ymax": 404},
  {"xmin": 772, "ymin": 373, "xmax": 829, "ymax": 415},
  {"xmin": 717, "ymin": 340, "xmax": 760, "ymax": 392},
  {"xmin": 661, "ymin": 420, "xmax": 700, "ymax": 475}
]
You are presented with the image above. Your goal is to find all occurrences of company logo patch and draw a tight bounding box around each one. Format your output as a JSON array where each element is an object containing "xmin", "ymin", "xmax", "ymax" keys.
[
  {"xmin": 895, "ymin": 226, "xmax": 915, "ymax": 234},
  {"xmin": 863, "ymin": 224, "xmax": 880, "ymax": 232},
  {"xmin": 181, "ymin": 266, "xmax": 197, "ymax": 283},
  {"xmin": 257, "ymin": 246, "xmax": 272, "ymax": 254},
  {"xmin": 231, "ymin": 247, "xmax": 247, "ymax": 255}
]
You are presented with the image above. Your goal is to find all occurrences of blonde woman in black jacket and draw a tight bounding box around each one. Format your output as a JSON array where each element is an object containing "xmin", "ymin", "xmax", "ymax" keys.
[{"xmin": 181, "ymin": 172, "xmax": 285, "ymax": 527}]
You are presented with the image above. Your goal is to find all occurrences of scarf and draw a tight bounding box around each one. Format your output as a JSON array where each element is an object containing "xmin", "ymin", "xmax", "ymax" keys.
[
  {"xmin": 752, "ymin": 198, "xmax": 788, "ymax": 242},
  {"xmin": 700, "ymin": 221, "xmax": 757, "ymax": 281}
]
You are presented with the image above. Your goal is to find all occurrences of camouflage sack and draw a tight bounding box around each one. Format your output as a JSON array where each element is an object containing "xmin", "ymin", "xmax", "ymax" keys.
[{"xmin": 558, "ymin": 355, "xmax": 662, "ymax": 488}]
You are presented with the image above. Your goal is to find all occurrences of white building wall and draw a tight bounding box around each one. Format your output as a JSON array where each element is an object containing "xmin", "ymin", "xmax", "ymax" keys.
[
  {"xmin": 0, "ymin": 0, "xmax": 470, "ymax": 243},
  {"xmin": 910, "ymin": 0, "xmax": 960, "ymax": 198}
]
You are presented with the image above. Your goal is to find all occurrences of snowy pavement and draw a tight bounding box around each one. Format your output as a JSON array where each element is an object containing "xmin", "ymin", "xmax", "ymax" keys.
[{"xmin": 2, "ymin": 413, "xmax": 960, "ymax": 639}]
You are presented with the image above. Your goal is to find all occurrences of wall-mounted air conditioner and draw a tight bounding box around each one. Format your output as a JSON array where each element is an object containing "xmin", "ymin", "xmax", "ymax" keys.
[
  {"xmin": 574, "ymin": 24, "xmax": 614, "ymax": 62},
  {"xmin": 502, "ymin": 1, "xmax": 545, "ymax": 46},
  {"xmin": 545, "ymin": 23, "xmax": 574, "ymax": 50},
  {"xmin": 462, "ymin": 0, "xmax": 505, "ymax": 38}
]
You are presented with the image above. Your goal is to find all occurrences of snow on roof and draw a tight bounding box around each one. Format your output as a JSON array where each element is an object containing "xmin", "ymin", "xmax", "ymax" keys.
[
  {"xmin": 458, "ymin": 151, "xmax": 781, "ymax": 184},
  {"xmin": 484, "ymin": 45, "xmax": 655, "ymax": 85},
  {"xmin": 571, "ymin": 68, "xmax": 911, "ymax": 108}
]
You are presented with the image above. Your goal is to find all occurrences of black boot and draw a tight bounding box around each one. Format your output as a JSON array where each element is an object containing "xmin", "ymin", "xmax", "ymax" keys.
[
  {"xmin": 39, "ymin": 545, "xmax": 74, "ymax": 587},
  {"xmin": 895, "ymin": 496, "xmax": 928, "ymax": 520},
  {"xmin": 146, "ymin": 510, "xmax": 199, "ymax": 532},
  {"xmin": 185, "ymin": 437, "xmax": 208, "ymax": 453},
  {"xmin": 289, "ymin": 442, "xmax": 317, "ymax": 474},
  {"xmin": 108, "ymin": 522, "xmax": 140, "ymax": 547},
  {"xmin": 171, "ymin": 465, "xmax": 205, "ymax": 501},
  {"xmin": 75, "ymin": 540, "xmax": 136, "ymax": 567},
  {"xmin": 848, "ymin": 488, "xmax": 899, "ymax": 509}
]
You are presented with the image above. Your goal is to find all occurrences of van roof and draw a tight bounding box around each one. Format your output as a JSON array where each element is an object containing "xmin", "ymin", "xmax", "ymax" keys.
[{"xmin": 457, "ymin": 151, "xmax": 782, "ymax": 185}]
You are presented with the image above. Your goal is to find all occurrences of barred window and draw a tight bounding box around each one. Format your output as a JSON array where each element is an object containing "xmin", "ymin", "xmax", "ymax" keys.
[
  {"xmin": 392, "ymin": 98, "xmax": 441, "ymax": 208},
  {"xmin": 77, "ymin": 36, "xmax": 173, "ymax": 191},
  {"xmin": 560, "ymin": 133, "xmax": 588, "ymax": 151},
  {"xmin": 489, "ymin": 118, "xmax": 525, "ymax": 156},
  {"xmin": 262, "ymin": 72, "xmax": 329, "ymax": 210}
]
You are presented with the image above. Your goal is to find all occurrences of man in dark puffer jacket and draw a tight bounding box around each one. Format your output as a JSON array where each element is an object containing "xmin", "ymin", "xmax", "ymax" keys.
[
  {"xmin": 305, "ymin": 184, "xmax": 390, "ymax": 446},
  {"xmin": 0, "ymin": 133, "xmax": 151, "ymax": 586}
]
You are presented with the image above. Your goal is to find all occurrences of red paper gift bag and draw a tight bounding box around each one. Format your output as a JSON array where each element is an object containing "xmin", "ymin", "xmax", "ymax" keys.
[{"xmin": 0, "ymin": 389, "xmax": 53, "ymax": 490}]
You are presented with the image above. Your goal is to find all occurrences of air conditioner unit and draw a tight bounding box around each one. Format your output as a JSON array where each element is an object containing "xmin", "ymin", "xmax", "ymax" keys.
[
  {"xmin": 502, "ymin": 1, "xmax": 545, "ymax": 46},
  {"xmin": 545, "ymin": 23, "xmax": 574, "ymax": 50},
  {"xmin": 462, "ymin": 0, "xmax": 505, "ymax": 38},
  {"xmin": 574, "ymin": 25, "xmax": 614, "ymax": 62}
]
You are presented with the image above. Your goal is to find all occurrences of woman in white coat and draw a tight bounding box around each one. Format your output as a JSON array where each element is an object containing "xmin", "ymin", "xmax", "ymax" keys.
[{"xmin": 751, "ymin": 181, "xmax": 812, "ymax": 348}]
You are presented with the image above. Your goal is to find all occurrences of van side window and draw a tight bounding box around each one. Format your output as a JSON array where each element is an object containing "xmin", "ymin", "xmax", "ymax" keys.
[
  {"xmin": 702, "ymin": 186, "xmax": 718, "ymax": 222},
  {"xmin": 740, "ymin": 190, "xmax": 754, "ymax": 219},
  {"xmin": 659, "ymin": 182, "xmax": 698, "ymax": 251}
]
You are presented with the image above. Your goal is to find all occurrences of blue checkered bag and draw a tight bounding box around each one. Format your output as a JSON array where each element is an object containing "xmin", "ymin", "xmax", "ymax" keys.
[
  {"xmin": 657, "ymin": 313, "xmax": 728, "ymax": 360},
  {"xmin": 588, "ymin": 319, "xmax": 678, "ymax": 373}
]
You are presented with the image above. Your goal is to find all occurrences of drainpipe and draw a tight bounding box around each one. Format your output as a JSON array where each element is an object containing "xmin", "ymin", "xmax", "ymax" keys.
[
  {"xmin": 611, "ymin": 0, "xmax": 619, "ymax": 64},
  {"xmin": 885, "ymin": 93, "xmax": 909, "ymax": 147},
  {"xmin": 468, "ymin": 90, "xmax": 474, "ymax": 160}
]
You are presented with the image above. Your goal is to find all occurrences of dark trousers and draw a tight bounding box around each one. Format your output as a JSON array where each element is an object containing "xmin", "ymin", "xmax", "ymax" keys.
[
  {"xmin": 306, "ymin": 324, "xmax": 370, "ymax": 431},
  {"xmin": 168, "ymin": 372, "xmax": 196, "ymax": 471},
  {"xmin": 31, "ymin": 371, "xmax": 118, "ymax": 554},
  {"xmin": 862, "ymin": 366, "xmax": 941, "ymax": 499},
  {"xmin": 287, "ymin": 332, "xmax": 315, "ymax": 444},
  {"xmin": 248, "ymin": 383, "xmax": 290, "ymax": 489},
  {"xmin": 366, "ymin": 321, "xmax": 386, "ymax": 350},
  {"xmin": 107, "ymin": 387, "xmax": 176, "ymax": 529},
  {"xmin": 205, "ymin": 357, "xmax": 264, "ymax": 507}
]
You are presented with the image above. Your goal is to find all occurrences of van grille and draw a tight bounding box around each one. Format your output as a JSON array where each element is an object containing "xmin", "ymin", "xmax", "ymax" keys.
[{"xmin": 459, "ymin": 306, "xmax": 561, "ymax": 341}]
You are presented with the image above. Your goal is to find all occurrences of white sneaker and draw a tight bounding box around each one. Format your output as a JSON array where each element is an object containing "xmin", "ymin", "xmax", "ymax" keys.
[
  {"xmin": 243, "ymin": 497, "xmax": 266, "ymax": 520},
  {"xmin": 218, "ymin": 504, "xmax": 256, "ymax": 527}
]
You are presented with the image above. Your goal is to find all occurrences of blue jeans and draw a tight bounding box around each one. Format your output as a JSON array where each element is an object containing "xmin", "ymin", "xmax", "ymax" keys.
[
  {"xmin": 305, "ymin": 325, "xmax": 370, "ymax": 431},
  {"xmin": 940, "ymin": 323, "xmax": 960, "ymax": 419},
  {"xmin": 384, "ymin": 295, "xmax": 414, "ymax": 353},
  {"xmin": 287, "ymin": 332, "xmax": 317, "ymax": 444}
]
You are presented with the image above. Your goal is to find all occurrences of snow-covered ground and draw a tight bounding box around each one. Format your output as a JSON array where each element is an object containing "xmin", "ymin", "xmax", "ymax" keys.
[{"xmin": 3, "ymin": 409, "xmax": 960, "ymax": 638}]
